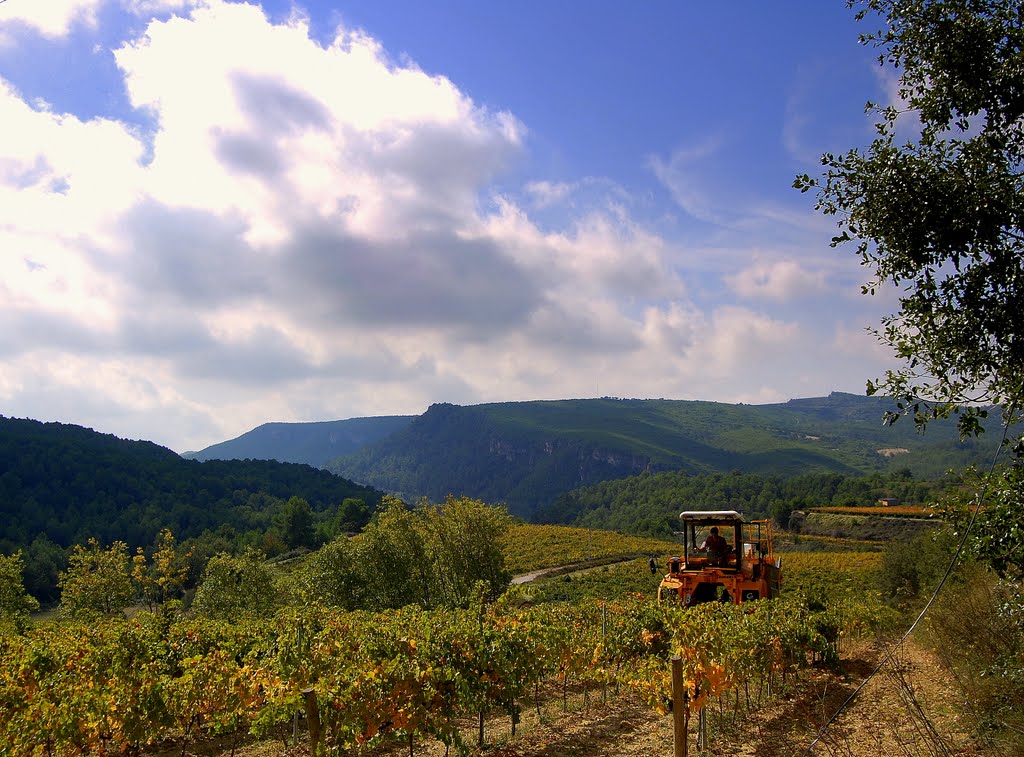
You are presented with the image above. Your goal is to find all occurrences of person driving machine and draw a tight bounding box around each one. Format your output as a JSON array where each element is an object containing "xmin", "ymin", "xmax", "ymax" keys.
[{"xmin": 700, "ymin": 526, "xmax": 730, "ymax": 565}]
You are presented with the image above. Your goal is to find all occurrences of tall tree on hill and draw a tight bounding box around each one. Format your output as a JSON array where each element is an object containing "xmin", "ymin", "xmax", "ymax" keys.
[
  {"xmin": 423, "ymin": 495, "xmax": 512, "ymax": 606},
  {"xmin": 280, "ymin": 496, "xmax": 315, "ymax": 550},
  {"xmin": 296, "ymin": 496, "xmax": 512, "ymax": 611},
  {"xmin": 796, "ymin": 0, "xmax": 1024, "ymax": 436}
]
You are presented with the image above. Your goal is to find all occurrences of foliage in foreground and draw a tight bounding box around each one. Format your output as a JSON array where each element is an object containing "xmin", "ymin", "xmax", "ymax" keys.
[
  {"xmin": 942, "ymin": 463, "xmax": 1024, "ymax": 578},
  {"xmin": 0, "ymin": 589, "xmax": 893, "ymax": 756},
  {"xmin": 925, "ymin": 567, "xmax": 1024, "ymax": 753},
  {"xmin": 880, "ymin": 520, "xmax": 1024, "ymax": 750}
]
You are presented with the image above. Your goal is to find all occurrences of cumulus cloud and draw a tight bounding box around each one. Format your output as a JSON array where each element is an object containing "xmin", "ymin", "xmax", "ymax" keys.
[
  {"xmin": 0, "ymin": 0, "xmax": 890, "ymax": 451},
  {"xmin": 0, "ymin": 0, "xmax": 701, "ymax": 447},
  {"xmin": 699, "ymin": 306, "xmax": 800, "ymax": 377},
  {"xmin": 123, "ymin": 0, "xmax": 203, "ymax": 13}
]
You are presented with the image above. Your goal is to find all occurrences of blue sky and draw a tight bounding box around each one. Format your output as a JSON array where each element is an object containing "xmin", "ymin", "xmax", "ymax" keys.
[{"xmin": 0, "ymin": 0, "xmax": 903, "ymax": 452}]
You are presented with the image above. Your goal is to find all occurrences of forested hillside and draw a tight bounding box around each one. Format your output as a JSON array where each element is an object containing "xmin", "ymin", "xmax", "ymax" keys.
[
  {"xmin": 0, "ymin": 417, "xmax": 384, "ymax": 598},
  {"xmin": 184, "ymin": 415, "xmax": 414, "ymax": 466},
  {"xmin": 325, "ymin": 393, "xmax": 989, "ymax": 517},
  {"xmin": 539, "ymin": 468, "xmax": 952, "ymax": 537}
]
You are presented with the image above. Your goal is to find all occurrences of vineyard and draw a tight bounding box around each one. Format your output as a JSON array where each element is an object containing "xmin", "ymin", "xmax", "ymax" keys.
[
  {"xmin": 501, "ymin": 524, "xmax": 680, "ymax": 574},
  {"xmin": 0, "ymin": 582, "xmax": 896, "ymax": 756}
]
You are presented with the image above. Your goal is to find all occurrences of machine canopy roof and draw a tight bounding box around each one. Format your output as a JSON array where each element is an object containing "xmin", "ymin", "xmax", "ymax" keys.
[{"xmin": 679, "ymin": 510, "xmax": 744, "ymax": 522}]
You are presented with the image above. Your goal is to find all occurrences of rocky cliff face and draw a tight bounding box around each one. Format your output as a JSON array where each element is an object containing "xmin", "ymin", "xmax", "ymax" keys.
[{"xmin": 487, "ymin": 436, "xmax": 651, "ymax": 474}]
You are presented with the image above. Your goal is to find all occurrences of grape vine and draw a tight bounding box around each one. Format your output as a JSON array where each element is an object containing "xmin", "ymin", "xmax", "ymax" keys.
[{"xmin": 0, "ymin": 592, "xmax": 892, "ymax": 755}]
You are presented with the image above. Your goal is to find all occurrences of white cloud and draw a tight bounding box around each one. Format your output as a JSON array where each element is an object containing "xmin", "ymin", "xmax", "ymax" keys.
[
  {"xmin": 123, "ymin": 0, "xmax": 203, "ymax": 13},
  {"xmin": 0, "ymin": 0, "xmax": 103, "ymax": 39},
  {"xmin": 699, "ymin": 306, "xmax": 801, "ymax": 378},
  {"xmin": 727, "ymin": 257, "xmax": 828, "ymax": 300},
  {"xmin": 0, "ymin": 0, "xmax": 899, "ymax": 451},
  {"xmin": 647, "ymin": 137, "xmax": 726, "ymax": 224},
  {"xmin": 833, "ymin": 320, "xmax": 890, "ymax": 360},
  {"xmin": 112, "ymin": 1, "xmax": 524, "ymax": 245},
  {"xmin": 524, "ymin": 180, "xmax": 573, "ymax": 208},
  {"xmin": 0, "ymin": 0, "xmax": 703, "ymax": 449}
]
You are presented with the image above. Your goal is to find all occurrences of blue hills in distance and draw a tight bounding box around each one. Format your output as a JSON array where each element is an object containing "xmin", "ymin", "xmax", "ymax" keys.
[{"xmin": 183, "ymin": 415, "xmax": 415, "ymax": 467}]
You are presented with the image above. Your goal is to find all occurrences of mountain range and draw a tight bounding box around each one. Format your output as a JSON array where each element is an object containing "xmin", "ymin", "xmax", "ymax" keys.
[{"xmin": 192, "ymin": 392, "xmax": 995, "ymax": 518}]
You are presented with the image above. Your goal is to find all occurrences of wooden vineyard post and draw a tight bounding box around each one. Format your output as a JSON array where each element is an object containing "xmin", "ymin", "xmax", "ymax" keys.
[
  {"xmin": 602, "ymin": 604, "xmax": 608, "ymax": 705},
  {"xmin": 302, "ymin": 688, "xmax": 322, "ymax": 755},
  {"xmin": 671, "ymin": 655, "xmax": 687, "ymax": 757}
]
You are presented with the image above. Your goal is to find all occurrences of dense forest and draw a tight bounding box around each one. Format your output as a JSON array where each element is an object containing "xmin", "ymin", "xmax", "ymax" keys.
[
  {"xmin": 0, "ymin": 417, "xmax": 384, "ymax": 600},
  {"xmin": 539, "ymin": 468, "xmax": 953, "ymax": 537}
]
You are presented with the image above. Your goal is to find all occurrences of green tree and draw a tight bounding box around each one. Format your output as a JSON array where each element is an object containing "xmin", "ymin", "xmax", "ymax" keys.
[
  {"xmin": 323, "ymin": 495, "xmax": 512, "ymax": 611},
  {"xmin": 279, "ymin": 496, "xmax": 315, "ymax": 550},
  {"xmin": 292, "ymin": 535, "xmax": 365, "ymax": 609},
  {"xmin": 21, "ymin": 534, "xmax": 67, "ymax": 604},
  {"xmin": 423, "ymin": 495, "xmax": 512, "ymax": 606},
  {"xmin": 945, "ymin": 464, "xmax": 1024, "ymax": 576},
  {"xmin": 318, "ymin": 497, "xmax": 370, "ymax": 541},
  {"xmin": 0, "ymin": 551, "xmax": 39, "ymax": 631},
  {"xmin": 358, "ymin": 496, "xmax": 432, "ymax": 609},
  {"xmin": 795, "ymin": 0, "xmax": 1024, "ymax": 435},
  {"xmin": 57, "ymin": 538, "xmax": 134, "ymax": 619},
  {"xmin": 190, "ymin": 548, "xmax": 277, "ymax": 620}
]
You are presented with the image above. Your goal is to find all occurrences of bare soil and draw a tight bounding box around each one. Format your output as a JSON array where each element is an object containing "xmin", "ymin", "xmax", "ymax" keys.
[{"xmin": 173, "ymin": 637, "xmax": 985, "ymax": 757}]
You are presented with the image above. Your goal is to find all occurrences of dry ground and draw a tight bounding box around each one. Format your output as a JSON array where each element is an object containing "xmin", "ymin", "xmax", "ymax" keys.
[{"xmin": 171, "ymin": 636, "xmax": 984, "ymax": 757}]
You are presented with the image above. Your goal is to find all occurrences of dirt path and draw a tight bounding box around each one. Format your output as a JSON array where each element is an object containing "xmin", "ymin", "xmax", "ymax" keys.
[{"xmin": 510, "ymin": 555, "xmax": 641, "ymax": 586}]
